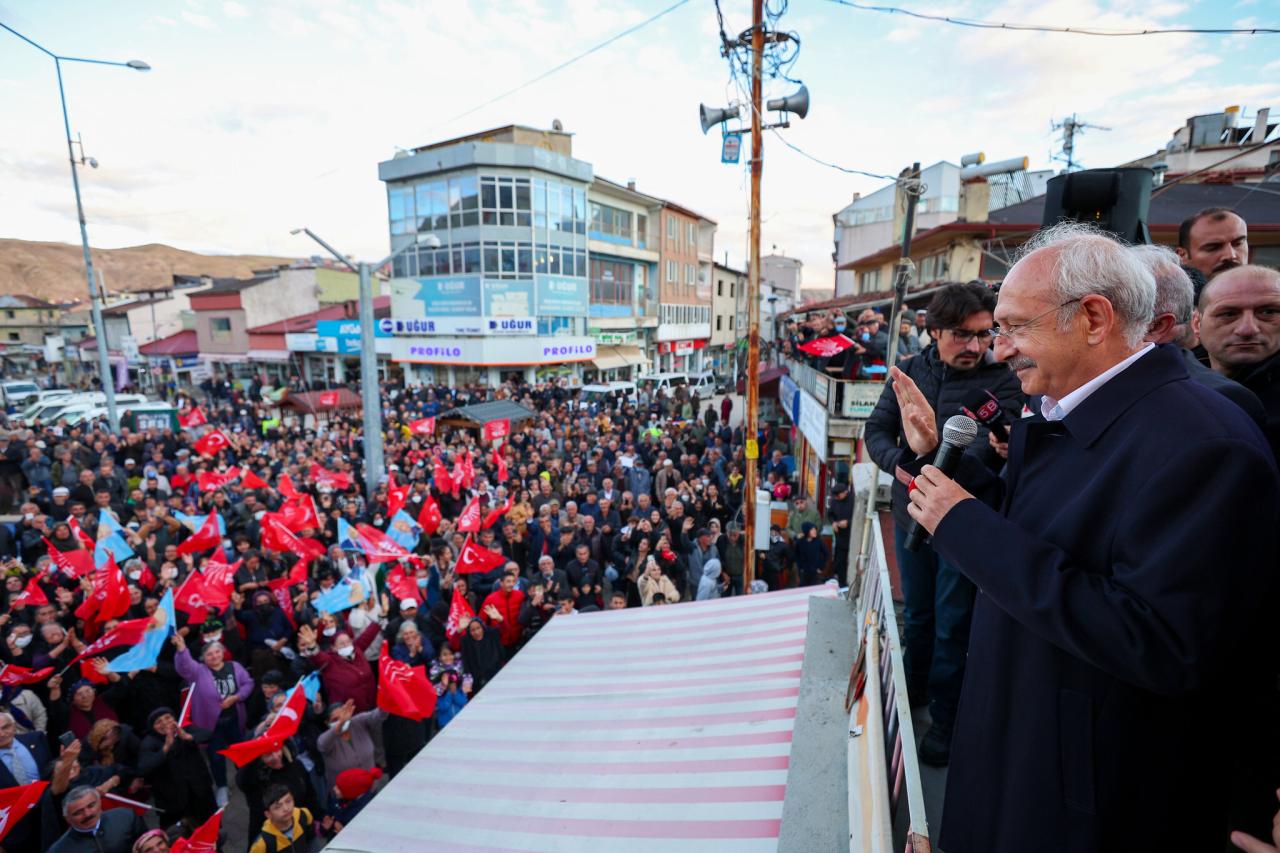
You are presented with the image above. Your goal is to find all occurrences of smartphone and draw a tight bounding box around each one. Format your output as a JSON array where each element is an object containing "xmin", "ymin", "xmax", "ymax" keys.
[
  {"xmin": 462, "ymin": 674, "xmax": 473, "ymax": 691},
  {"xmin": 59, "ymin": 731, "xmax": 76, "ymax": 749}
]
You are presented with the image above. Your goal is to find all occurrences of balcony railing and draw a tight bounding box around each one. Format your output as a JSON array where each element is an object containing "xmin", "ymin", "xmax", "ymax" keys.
[{"xmin": 781, "ymin": 353, "xmax": 886, "ymax": 420}]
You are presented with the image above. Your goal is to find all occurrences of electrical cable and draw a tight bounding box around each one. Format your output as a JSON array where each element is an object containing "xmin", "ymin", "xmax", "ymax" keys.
[
  {"xmin": 822, "ymin": 0, "xmax": 1280, "ymax": 35},
  {"xmin": 444, "ymin": 0, "xmax": 692, "ymax": 125}
]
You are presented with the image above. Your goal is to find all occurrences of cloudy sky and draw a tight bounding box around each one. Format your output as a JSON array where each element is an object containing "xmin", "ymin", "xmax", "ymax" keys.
[{"xmin": 1, "ymin": 0, "xmax": 1277, "ymax": 291}]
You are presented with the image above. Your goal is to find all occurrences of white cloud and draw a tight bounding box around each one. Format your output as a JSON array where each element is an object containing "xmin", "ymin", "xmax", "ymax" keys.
[
  {"xmin": 1264, "ymin": 59, "xmax": 1280, "ymax": 74},
  {"xmin": 222, "ymin": 1, "xmax": 250, "ymax": 18},
  {"xmin": 180, "ymin": 10, "xmax": 216, "ymax": 29}
]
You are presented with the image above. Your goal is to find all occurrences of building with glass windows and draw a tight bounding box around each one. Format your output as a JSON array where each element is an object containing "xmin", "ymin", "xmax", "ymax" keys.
[
  {"xmin": 378, "ymin": 125, "xmax": 597, "ymax": 386},
  {"xmin": 584, "ymin": 177, "xmax": 661, "ymax": 382}
]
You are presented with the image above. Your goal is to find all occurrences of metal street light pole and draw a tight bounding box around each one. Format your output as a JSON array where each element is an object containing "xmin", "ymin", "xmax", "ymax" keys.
[
  {"xmin": 292, "ymin": 228, "xmax": 436, "ymax": 497},
  {"xmin": 1, "ymin": 23, "xmax": 150, "ymax": 432}
]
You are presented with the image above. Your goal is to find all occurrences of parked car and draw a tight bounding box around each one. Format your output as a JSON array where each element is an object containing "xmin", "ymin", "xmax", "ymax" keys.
[{"xmin": 0, "ymin": 381, "xmax": 41, "ymax": 410}]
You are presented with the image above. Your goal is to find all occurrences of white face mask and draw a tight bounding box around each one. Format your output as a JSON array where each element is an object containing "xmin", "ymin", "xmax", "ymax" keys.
[
  {"xmin": 204, "ymin": 632, "xmax": 222, "ymax": 644},
  {"xmin": 12, "ymin": 635, "xmax": 32, "ymax": 649},
  {"xmin": 162, "ymin": 567, "xmax": 177, "ymax": 579},
  {"xmin": 128, "ymin": 570, "xmax": 141, "ymax": 581},
  {"xmin": 337, "ymin": 646, "xmax": 355, "ymax": 659},
  {"xmin": 322, "ymin": 627, "xmax": 337, "ymax": 637}
]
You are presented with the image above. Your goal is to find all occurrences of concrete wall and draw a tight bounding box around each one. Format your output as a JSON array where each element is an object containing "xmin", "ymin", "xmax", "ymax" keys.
[
  {"xmin": 195, "ymin": 308, "xmax": 248, "ymax": 355},
  {"xmin": 313, "ymin": 267, "xmax": 361, "ymax": 304},
  {"xmin": 241, "ymin": 274, "xmax": 321, "ymax": 329}
]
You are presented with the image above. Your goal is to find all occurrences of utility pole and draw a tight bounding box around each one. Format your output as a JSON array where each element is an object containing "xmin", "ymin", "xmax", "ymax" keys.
[
  {"xmin": 742, "ymin": 0, "xmax": 765, "ymax": 592},
  {"xmin": 884, "ymin": 162, "xmax": 921, "ymax": 369}
]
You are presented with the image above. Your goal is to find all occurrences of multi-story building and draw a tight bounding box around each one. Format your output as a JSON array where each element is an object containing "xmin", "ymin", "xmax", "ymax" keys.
[
  {"xmin": 654, "ymin": 202, "xmax": 715, "ymax": 372},
  {"xmin": 1122, "ymin": 105, "xmax": 1278, "ymax": 184},
  {"xmin": 378, "ymin": 125, "xmax": 596, "ymax": 387},
  {"xmin": 189, "ymin": 265, "xmax": 360, "ymax": 382},
  {"xmin": 585, "ymin": 177, "xmax": 661, "ymax": 381},
  {"xmin": 0, "ymin": 296, "xmax": 61, "ymax": 347},
  {"xmin": 710, "ymin": 261, "xmax": 746, "ymax": 378}
]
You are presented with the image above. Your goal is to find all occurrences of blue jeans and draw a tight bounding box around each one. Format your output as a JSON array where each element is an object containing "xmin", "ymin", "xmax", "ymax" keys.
[{"xmin": 894, "ymin": 524, "xmax": 975, "ymax": 729}]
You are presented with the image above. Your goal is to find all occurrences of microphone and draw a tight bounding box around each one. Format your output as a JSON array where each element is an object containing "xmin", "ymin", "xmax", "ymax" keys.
[
  {"xmin": 904, "ymin": 414, "xmax": 978, "ymax": 552},
  {"xmin": 960, "ymin": 389, "xmax": 1009, "ymax": 442}
]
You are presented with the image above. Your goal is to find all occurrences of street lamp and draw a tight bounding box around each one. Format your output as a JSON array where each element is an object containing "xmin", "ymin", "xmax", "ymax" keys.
[
  {"xmin": 290, "ymin": 228, "xmax": 439, "ymax": 496},
  {"xmin": 1, "ymin": 23, "xmax": 150, "ymax": 433}
]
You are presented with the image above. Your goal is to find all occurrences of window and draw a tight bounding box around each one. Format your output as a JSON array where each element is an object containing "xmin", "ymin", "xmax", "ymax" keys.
[
  {"xmin": 637, "ymin": 215, "xmax": 647, "ymax": 248},
  {"xmin": 3, "ymin": 311, "xmax": 13, "ymax": 319},
  {"xmin": 210, "ymin": 317, "xmax": 233, "ymax": 343},
  {"xmin": 687, "ymin": 223, "xmax": 695, "ymax": 247},
  {"xmin": 388, "ymin": 185, "xmax": 414, "ymax": 236},
  {"xmin": 684, "ymin": 264, "xmax": 695, "ymax": 286},
  {"xmin": 479, "ymin": 241, "xmax": 534, "ymax": 279},
  {"xmin": 717, "ymin": 280, "xmax": 723, "ymax": 297},
  {"xmin": 590, "ymin": 259, "xmax": 634, "ymax": 306},
  {"xmin": 858, "ymin": 269, "xmax": 881, "ymax": 293},
  {"xmin": 480, "ymin": 176, "xmax": 532, "ymax": 227},
  {"xmin": 729, "ymin": 315, "xmax": 734, "ymax": 330},
  {"xmin": 716, "ymin": 316, "xmax": 722, "ymax": 331},
  {"xmin": 920, "ymin": 251, "xmax": 949, "ymax": 283},
  {"xmin": 666, "ymin": 216, "xmax": 676, "ymax": 241},
  {"xmin": 448, "ymin": 176, "xmax": 479, "ymax": 228},
  {"xmin": 666, "ymin": 260, "xmax": 677, "ymax": 283},
  {"xmin": 730, "ymin": 281, "xmax": 735, "ymax": 298},
  {"xmin": 6, "ymin": 333, "xmax": 17, "ymax": 342}
]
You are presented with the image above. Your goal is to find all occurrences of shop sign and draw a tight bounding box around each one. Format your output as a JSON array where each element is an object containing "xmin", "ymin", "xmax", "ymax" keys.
[
  {"xmin": 840, "ymin": 381, "xmax": 884, "ymax": 419},
  {"xmin": 392, "ymin": 275, "xmax": 483, "ymax": 317},
  {"xmin": 380, "ymin": 317, "xmax": 536, "ymax": 336},
  {"xmin": 535, "ymin": 275, "xmax": 589, "ymax": 317}
]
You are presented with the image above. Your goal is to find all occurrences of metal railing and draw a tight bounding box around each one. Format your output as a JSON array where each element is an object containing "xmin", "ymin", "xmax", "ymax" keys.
[
  {"xmin": 845, "ymin": 478, "xmax": 931, "ymax": 853},
  {"xmin": 781, "ymin": 354, "xmax": 886, "ymax": 420}
]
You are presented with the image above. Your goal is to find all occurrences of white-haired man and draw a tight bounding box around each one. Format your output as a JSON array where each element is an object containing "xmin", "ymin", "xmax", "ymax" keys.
[{"xmin": 893, "ymin": 223, "xmax": 1278, "ymax": 852}]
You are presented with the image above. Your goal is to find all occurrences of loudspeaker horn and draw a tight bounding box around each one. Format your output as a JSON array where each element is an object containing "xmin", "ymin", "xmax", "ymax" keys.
[
  {"xmin": 700, "ymin": 103, "xmax": 740, "ymax": 135},
  {"xmin": 766, "ymin": 84, "xmax": 809, "ymax": 119}
]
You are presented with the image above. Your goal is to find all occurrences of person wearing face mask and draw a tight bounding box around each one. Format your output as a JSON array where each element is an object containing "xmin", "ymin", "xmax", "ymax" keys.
[
  {"xmin": 172, "ymin": 632, "xmax": 253, "ymax": 808},
  {"xmin": 299, "ymin": 617, "xmax": 383, "ymax": 712},
  {"xmin": 236, "ymin": 591, "xmax": 294, "ymax": 681},
  {"xmin": 2, "ymin": 622, "xmax": 36, "ymax": 669}
]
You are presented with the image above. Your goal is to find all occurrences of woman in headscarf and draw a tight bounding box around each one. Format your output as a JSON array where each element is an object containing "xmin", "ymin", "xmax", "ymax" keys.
[
  {"xmin": 48, "ymin": 674, "xmax": 121, "ymax": 742},
  {"xmin": 460, "ymin": 619, "xmax": 502, "ymax": 693}
]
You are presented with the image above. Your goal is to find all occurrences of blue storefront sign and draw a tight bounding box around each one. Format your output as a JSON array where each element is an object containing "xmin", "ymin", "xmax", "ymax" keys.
[
  {"xmin": 315, "ymin": 320, "xmax": 389, "ymax": 355},
  {"xmin": 483, "ymin": 279, "xmax": 536, "ymax": 316},
  {"xmin": 780, "ymin": 375, "xmax": 801, "ymax": 424},
  {"xmin": 403, "ymin": 275, "xmax": 483, "ymax": 317},
  {"xmin": 535, "ymin": 275, "xmax": 589, "ymax": 317}
]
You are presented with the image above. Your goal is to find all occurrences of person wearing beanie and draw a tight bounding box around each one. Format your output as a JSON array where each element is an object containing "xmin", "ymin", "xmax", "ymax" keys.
[
  {"xmin": 136, "ymin": 706, "xmax": 216, "ymax": 829},
  {"xmin": 793, "ymin": 522, "xmax": 829, "ymax": 587},
  {"xmin": 330, "ymin": 767, "xmax": 382, "ymax": 832}
]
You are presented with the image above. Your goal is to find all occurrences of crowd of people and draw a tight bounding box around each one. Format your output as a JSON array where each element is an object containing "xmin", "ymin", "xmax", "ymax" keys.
[{"xmin": 0, "ymin": 352, "xmax": 852, "ymax": 851}]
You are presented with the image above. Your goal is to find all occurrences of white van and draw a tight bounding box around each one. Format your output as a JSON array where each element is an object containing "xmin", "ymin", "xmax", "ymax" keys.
[
  {"xmin": 0, "ymin": 381, "xmax": 41, "ymax": 409},
  {"xmin": 687, "ymin": 372, "xmax": 717, "ymax": 398},
  {"xmin": 637, "ymin": 372, "xmax": 689, "ymax": 394},
  {"xmin": 63, "ymin": 399, "xmax": 164, "ymax": 428},
  {"xmin": 579, "ymin": 381, "xmax": 638, "ymax": 409},
  {"xmin": 44, "ymin": 395, "xmax": 148, "ymax": 425},
  {"xmin": 20, "ymin": 393, "xmax": 144, "ymax": 424}
]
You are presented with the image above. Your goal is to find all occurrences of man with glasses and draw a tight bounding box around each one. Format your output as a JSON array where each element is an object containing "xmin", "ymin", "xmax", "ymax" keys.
[
  {"xmin": 864, "ymin": 281, "xmax": 1023, "ymax": 766},
  {"xmin": 895, "ymin": 223, "xmax": 1277, "ymax": 852}
]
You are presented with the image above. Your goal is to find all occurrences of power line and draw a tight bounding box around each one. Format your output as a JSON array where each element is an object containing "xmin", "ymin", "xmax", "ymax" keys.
[
  {"xmin": 769, "ymin": 129, "xmax": 896, "ymax": 180},
  {"xmin": 444, "ymin": 0, "xmax": 692, "ymax": 126},
  {"xmin": 822, "ymin": 0, "xmax": 1280, "ymax": 35}
]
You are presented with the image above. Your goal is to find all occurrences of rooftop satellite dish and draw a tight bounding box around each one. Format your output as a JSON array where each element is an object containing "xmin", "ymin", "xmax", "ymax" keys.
[{"xmin": 552, "ymin": 119, "xmax": 564, "ymax": 132}]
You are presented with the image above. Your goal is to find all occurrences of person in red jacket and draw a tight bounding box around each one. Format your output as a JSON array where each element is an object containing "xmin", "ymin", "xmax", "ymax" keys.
[
  {"xmin": 299, "ymin": 618, "xmax": 383, "ymax": 711},
  {"xmin": 480, "ymin": 571, "xmax": 526, "ymax": 658}
]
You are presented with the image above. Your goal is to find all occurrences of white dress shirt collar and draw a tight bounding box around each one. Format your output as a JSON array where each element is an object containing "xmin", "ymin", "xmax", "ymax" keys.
[{"xmin": 1041, "ymin": 343, "xmax": 1154, "ymax": 422}]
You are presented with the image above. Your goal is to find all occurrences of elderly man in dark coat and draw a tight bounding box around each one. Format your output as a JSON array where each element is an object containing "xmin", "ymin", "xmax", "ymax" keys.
[{"xmin": 895, "ymin": 222, "xmax": 1278, "ymax": 853}]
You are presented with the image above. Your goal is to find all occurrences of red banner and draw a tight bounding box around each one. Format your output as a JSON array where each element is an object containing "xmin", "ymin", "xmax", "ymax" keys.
[
  {"xmin": 482, "ymin": 419, "xmax": 510, "ymax": 442},
  {"xmin": 797, "ymin": 334, "xmax": 856, "ymax": 358}
]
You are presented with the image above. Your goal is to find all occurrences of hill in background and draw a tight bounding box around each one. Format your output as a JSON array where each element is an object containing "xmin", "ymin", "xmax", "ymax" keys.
[{"xmin": 0, "ymin": 239, "xmax": 296, "ymax": 304}]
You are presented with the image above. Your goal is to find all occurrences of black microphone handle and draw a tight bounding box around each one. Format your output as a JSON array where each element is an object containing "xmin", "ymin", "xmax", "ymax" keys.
[
  {"xmin": 903, "ymin": 439, "xmax": 967, "ymax": 552},
  {"xmin": 988, "ymin": 419, "xmax": 1010, "ymax": 443}
]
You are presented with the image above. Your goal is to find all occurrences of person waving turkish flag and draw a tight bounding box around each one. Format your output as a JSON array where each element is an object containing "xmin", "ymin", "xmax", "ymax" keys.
[
  {"xmin": 192, "ymin": 429, "xmax": 232, "ymax": 457},
  {"xmin": 456, "ymin": 536, "xmax": 505, "ymax": 575}
]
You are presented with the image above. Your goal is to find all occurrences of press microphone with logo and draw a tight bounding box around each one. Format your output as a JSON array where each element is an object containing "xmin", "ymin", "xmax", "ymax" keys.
[
  {"xmin": 960, "ymin": 389, "xmax": 1009, "ymax": 443},
  {"xmin": 904, "ymin": 414, "xmax": 978, "ymax": 552}
]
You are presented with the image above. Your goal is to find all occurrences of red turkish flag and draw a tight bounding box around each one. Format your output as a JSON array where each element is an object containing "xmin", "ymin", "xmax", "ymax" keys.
[
  {"xmin": 797, "ymin": 334, "xmax": 856, "ymax": 358},
  {"xmin": 277, "ymin": 473, "xmax": 301, "ymax": 500},
  {"xmin": 385, "ymin": 565, "xmax": 421, "ymax": 605},
  {"xmin": 377, "ymin": 647, "xmax": 437, "ymax": 721},
  {"xmin": 0, "ymin": 664, "xmax": 53, "ymax": 687},
  {"xmin": 238, "ymin": 468, "xmax": 269, "ymax": 490},
  {"xmin": 193, "ymin": 429, "xmax": 232, "ymax": 457},
  {"xmin": 417, "ymin": 492, "xmax": 442, "ymax": 536},
  {"xmin": 481, "ymin": 497, "xmax": 512, "ymax": 530},
  {"xmin": 354, "ymin": 524, "xmax": 411, "ymax": 564},
  {"xmin": 75, "ymin": 556, "xmax": 130, "ymax": 623},
  {"xmin": 201, "ymin": 559, "xmax": 240, "ymax": 609},
  {"xmin": 177, "ymin": 512, "xmax": 222, "ymax": 556},
  {"xmin": 318, "ymin": 391, "xmax": 340, "ymax": 408},
  {"xmin": 178, "ymin": 406, "xmax": 207, "ymax": 428},
  {"xmin": 69, "ymin": 517, "xmax": 96, "ymax": 551},
  {"xmin": 409, "ymin": 416, "xmax": 435, "ymax": 436},
  {"xmin": 445, "ymin": 584, "xmax": 475, "ymax": 650},
  {"xmin": 0, "ymin": 780, "xmax": 49, "ymax": 845},
  {"xmin": 197, "ymin": 470, "xmax": 234, "ymax": 492},
  {"xmin": 43, "ymin": 539, "xmax": 94, "ymax": 579},
  {"xmin": 433, "ymin": 457, "xmax": 454, "ymax": 496},
  {"xmin": 101, "ymin": 792, "xmax": 151, "ymax": 816},
  {"xmin": 310, "ymin": 464, "xmax": 352, "ymax": 490},
  {"xmin": 455, "ymin": 536, "xmax": 505, "ymax": 575},
  {"xmin": 174, "ymin": 571, "xmax": 210, "ymax": 625},
  {"xmin": 387, "ymin": 481, "xmax": 410, "ymax": 518},
  {"xmin": 456, "ymin": 496, "xmax": 482, "ymax": 533},
  {"xmin": 219, "ymin": 681, "xmax": 307, "ymax": 767},
  {"xmin": 170, "ymin": 806, "xmax": 224, "ymax": 853},
  {"xmin": 8, "ymin": 576, "xmax": 47, "ymax": 610},
  {"xmin": 279, "ymin": 496, "xmax": 322, "ymax": 532},
  {"xmin": 261, "ymin": 515, "xmax": 325, "ymax": 564},
  {"xmin": 491, "ymin": 442, "xmax": 508, "ymax": 483},
  {"xmin": 482, "ymin": 418, "xmax": 510, "ymax": 442}
]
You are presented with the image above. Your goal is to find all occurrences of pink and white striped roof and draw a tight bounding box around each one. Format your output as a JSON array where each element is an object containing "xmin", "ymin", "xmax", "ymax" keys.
[{"xmin": 329, "ymin": 586, "xmax": 837, "ymax": 853}]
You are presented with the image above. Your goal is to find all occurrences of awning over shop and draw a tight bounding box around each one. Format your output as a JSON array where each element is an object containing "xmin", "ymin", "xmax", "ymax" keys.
[
  {"xmin": 278, "ymin": 388, "xmax": 362, "ymax": 413},
  {"xmin": 439, "ymin": 400, "xmax": 537, "ymax": 427},
  {"xmin": 139, "ymin": 330, "xmax": 198, "ymax": 357},
  {"xmin": 590, "ymin": 344, "xmax": 649, "ymax": 371},
  {"xmin": 246, "ymin": 348, "xmax": 291, "ymax": 362}
]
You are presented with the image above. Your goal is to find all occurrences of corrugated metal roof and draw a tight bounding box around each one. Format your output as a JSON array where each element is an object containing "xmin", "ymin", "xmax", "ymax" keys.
[
  {"xmin": 329, "ymin": 587, "xmax": 837, "ymax": 853},
  {"xmin": 441, "ymin": 400, "xmax": 538, "ymax": 425}
]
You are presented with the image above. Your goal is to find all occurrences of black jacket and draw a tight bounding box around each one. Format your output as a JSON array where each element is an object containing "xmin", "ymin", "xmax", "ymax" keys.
[
  {"xmin": 920, "ymin": 346, "xmax": 1278, "ymax": 852},
  {"xmin": 1231, "ymin": 346, "xmax": 1280, "ymax": 461},
  {"xmin": 864, "ymin": 345, "xmax": 1024, "ymax": 529}
]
